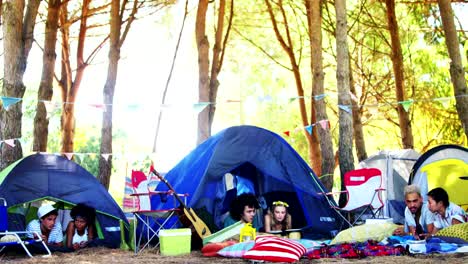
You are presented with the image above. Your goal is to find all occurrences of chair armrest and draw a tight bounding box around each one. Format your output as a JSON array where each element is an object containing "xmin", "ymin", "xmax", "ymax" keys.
[{"xmin": 131, "ymin": 191, "xmax": 173, "ymax": 197}]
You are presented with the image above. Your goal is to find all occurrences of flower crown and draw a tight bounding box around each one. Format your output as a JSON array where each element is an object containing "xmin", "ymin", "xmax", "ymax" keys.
[{"xmin": 272, "ymin": 201, "xmax": 289, "ymax": 207}]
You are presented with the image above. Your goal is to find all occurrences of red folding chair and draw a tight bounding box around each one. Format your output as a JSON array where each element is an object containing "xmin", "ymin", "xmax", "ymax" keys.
[
  {"xmin": 324, "ymin": 168, "xmax": 385, "ymax": 226},
  {"xmin": 130, "ymin": 170, "xmax": 188, "ymax": 254}
]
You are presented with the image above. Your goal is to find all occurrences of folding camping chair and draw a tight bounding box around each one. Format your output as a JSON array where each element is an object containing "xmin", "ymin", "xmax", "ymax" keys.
[
  {"xmin": 0, "ymin": 198, "xmax": 51, "ymax": 258},
  {"xmin": 130, "ymin": 170, "xmax": 188, "ymax": 254},
  {"xmin": 323, "ymin": 168, "xmax": 385, "ymax": 226}
]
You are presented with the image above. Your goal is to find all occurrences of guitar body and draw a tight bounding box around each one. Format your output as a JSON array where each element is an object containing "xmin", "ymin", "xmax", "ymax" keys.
[
  {"xmin": 182, "ymin": 207, "xmax": 212, "ymax": 238},
  {"xmin": 150, "ymin": 168, "xmax": 212, "ymax": 248}
]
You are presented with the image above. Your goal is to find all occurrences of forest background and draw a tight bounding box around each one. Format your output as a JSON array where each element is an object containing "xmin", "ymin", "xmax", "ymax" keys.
[{"xmin": 0, "ymin": 0, "xmax": 467, "ymax": 204}]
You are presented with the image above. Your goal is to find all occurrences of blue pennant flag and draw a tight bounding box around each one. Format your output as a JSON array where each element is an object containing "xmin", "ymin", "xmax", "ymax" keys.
[
  {"xmin": 193, "ymin": 102, "xmax": 210, "ymax": 113},
  {"xmin": 1, "ymin": 96, "xmax": 22, "ymax": 110},
  {"xmin": 305, "ymin": 125, "xmax": 313, "ymax": 135},
  {"xmin": 314, "ymin": 94, "xmax": 327, "ymax": 101},
  {"xmin": 338, "ymin": 104, "xmax": 352, "ymax": 113}
]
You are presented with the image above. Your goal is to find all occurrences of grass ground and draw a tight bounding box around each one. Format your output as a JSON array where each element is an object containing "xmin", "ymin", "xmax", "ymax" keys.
[{"xmin": 2, "ymin": 247, "xmax": 468, "ymax": 264}]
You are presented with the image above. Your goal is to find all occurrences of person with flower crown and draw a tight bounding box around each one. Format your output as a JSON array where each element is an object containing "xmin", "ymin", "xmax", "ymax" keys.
[{"xmin": 264, "ymin": 201, "xmax": 292, "ymax": 232}]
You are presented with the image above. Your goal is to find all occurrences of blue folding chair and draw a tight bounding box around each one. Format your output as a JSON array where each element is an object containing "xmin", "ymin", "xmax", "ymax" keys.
[{"xmin": 0, "ymin": 198, "xmax": 51, "ymax": 258}]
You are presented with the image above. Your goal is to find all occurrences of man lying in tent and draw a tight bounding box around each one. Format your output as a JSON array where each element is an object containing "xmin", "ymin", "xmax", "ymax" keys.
[
  {"xmin": 427, "ymin": 187, "xmax": 467, "ymax": 234},
  {"xmin": 26, "ymin": 204, "xmax": 65, "ymax": 250},
  {"xmin": 223, "ymin": 193, "xmax": 261, "ymax": 230},
  {"xmin": 393, "ymin": 185, "xmax": 435, "ymax": 239}
]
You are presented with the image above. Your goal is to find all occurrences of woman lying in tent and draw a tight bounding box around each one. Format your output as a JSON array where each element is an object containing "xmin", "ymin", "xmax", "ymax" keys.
[
  {"xmin": 264, "ymin": 201, "xmax": 292, "ymax": 232},
  {"xmin": 65, "ymin": 203, "xmax": 96, "ymax": 250},
  {"xmin": 427, "ymin": 187, "xmax": 467, "ymax": 234}
]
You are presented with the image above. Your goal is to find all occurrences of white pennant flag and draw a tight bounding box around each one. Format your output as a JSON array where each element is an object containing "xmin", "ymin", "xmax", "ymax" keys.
[
  {"xmin": 64, "ymin": 153, "xmax": 74, "ymax": 160},
  {"xmin": 101, "ymin": 153, "xmax": 111, "ymax": 161}
]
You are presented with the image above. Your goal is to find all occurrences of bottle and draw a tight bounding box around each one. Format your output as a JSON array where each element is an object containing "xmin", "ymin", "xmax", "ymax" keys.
[{"xmin": 239, "ymin": 223, "xmax": 256, "ymax": 242}]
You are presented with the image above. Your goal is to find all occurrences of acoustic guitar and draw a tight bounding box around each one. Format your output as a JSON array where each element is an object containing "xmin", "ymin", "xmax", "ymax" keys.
[{"xmin": 150, "ymin": 168, "xmax": 212, "ymax": 241}]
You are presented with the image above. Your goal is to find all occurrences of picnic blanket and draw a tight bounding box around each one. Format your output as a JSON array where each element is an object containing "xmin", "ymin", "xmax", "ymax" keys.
[{"xmin": 307, "ymin": 240, "xmax": 406, "ymax": 259}]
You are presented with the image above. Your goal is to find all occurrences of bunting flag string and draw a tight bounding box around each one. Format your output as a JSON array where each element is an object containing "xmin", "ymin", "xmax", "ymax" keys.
[
  {"xmin": 0, "ymin": 92, "xmax": 465, "ymax": 158},
  {"xmin": 1, "ymin": 93, "xmax": 466, "ymax": 114}
]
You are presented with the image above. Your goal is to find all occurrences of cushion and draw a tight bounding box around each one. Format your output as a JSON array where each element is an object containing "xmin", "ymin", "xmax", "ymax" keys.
[
  {"xmin": 435, "ymin": 222, "xmax": 468, "ymax": 242},
  {"xmin": 201, "ymin": 240, "xmax": 236, "ymax": 257},
  {"xmin": 243, "ymin": 235, "xmax": 306, "ymax": 263},
  {"xmin": 331, "ymin": 222, "xmax": 398, "ymax": 245},
  {"xmin": 217, "ymin": 241, "xmax": 254, "ymax": 258}
]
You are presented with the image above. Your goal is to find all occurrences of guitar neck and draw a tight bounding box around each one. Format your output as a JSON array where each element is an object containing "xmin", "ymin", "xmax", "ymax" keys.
[{"xmin": 151, "ymin": 169, "xmax": 187, "ymax": 209}]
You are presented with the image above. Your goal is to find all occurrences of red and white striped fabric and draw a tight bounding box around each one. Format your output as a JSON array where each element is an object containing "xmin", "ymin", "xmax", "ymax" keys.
[{"xmin": 242, "ymin": 235, "xmax": 306, "ymax": 263}]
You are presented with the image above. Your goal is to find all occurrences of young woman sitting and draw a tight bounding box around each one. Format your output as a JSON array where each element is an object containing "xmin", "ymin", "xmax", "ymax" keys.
[
  {"xmin": 65, "ymin": 203, "xmax": 96, "ymax": 250},
  {"xmin": 264, "ymin": 201, "xmax": 292, "ymax": 232}
]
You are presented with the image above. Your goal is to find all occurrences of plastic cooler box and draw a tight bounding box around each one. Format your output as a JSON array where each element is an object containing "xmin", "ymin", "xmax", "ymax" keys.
[{"xmin": 158, "ymin": 228, "xmax": 191, "ymax": 256}]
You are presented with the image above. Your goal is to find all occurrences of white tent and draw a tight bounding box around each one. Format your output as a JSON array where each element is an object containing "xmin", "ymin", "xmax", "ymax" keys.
[{"xmin": 358, "ymin": 149, "xmax": 420, "ymax": 224}]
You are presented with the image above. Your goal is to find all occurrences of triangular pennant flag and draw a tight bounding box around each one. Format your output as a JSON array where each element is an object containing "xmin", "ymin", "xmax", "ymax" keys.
[
  {"xmin": 314, "ymin": 94, "xmax": 327, "ymax": 101},
  {"xmin": 64, "ymin": 153, "xmax": 74, "ymax": 160},
  {"xmin": 193, "ymin": 102, "xmax": 210, "ymax": 113},
  {"xmin": 437, "ymin": 97, "xmax": 451, "ymax": 109},
  {"xmin": 1, "ymin": 96, "xmax": 22, "ymax": 110},
  {"xmin": 400, "ymin": 100, "xmax": 413, "ymax": 112},
  {"xmin": 305, "ymin": 125, "xmax": 313, "ymax": 135},
  {"xmin": 338, "ymin": 104, "xmax": 352, "ymax": 113},
  {"xmin": 89, "ymin": 103, "xmax": 106, "ymax": 112},
  {"xmin": 319, "ymin": 120, "xmax": 329, "ymax": 130},
  {"xmin": 367, "ymin": 105, "xmax": 379, "ymax": 115},
  {"xmin": 288, "ymin": 97, "xmax": 298, "ymax": 103},
  {"xmin": 349, "ymin": 91, "xmax": 358, "ymax": 102},
  {"xmin": 101, "ymin": 153, "xmax": 111, "ymax": 161},
  {"xmin": 74, "ymin": 153, "xmax": 84, "ymax": 160},
  {"xmin": 283, "ymin": 131, "xmax": 290, "ymax": 137},
  {"xmin": 4, "ymin": 139, "xmax": 16, "ymax": 148},
  {"xmin": 43, "ymin": 101, "xmax": 56, "ymax": 113},
  {"xmin": 127, "ymin": 104, "xmax": 140, "ymax": 111},
  {"xmin": 294, "ymin": 127, "xmax": 301, "ymax": 133}
]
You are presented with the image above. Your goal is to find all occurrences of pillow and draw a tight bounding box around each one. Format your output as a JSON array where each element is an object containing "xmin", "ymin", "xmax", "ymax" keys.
[
  {"xmin": 295, "ymin": 238, "xmax": 327, "ymax": 249},
  {"xmin": 331, "ymin": 223, "xmax": 398, "ymax": 245},
  {"xmin": 243, "ymin": 235, "xmax": 306, "ymax": 263},
  {"xmin": 201, "ymin": 241, "xmax": 236, "ymax": 257},
  {"xmin": 435, "ymin": 223, "xmax": 468, "ymax": 242},
  {"xmin": 217, "ymin": 241, "xmax": 254, "ymax": 258}
]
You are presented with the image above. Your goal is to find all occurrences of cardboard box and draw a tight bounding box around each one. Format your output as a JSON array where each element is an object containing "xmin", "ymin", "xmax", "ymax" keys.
[{"xmin": 159, "ymin": 228, "xmax": 191, "ymax": 256}]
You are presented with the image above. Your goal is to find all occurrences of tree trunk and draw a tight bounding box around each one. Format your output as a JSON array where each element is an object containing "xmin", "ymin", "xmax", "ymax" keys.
[
  {"xmin": 385, "ymin": 0, "xmax": 414, "ymax": 149},
  {"xmin": 335, "ymin": 0, "xmax": 354, "ymax": 206},
  {"xmin": 265, "ymin": 0, "xmax": 321, "ymax": 174},
  {"xmin": 437, "ymin": 0, "xmax": 468, "ymax": 137},
  {"xmin": 196, "ymin": 0, "xmax": 211, "ymax": 144},
  {"xmin": 99, "ymin": 0, "xmax": 121, "ymax": 189},
  {"xmin": 306, "ymin": 0, "xmax": 334, "ymax": 190},
  {"xmin": 1, "ymin": 0, "xmax": 40, "ymax": 170},
  {"xmin": 349, "ymin": 61, "xmax": 367, "ymax": 162},
  {"xmin": 33, "ymin": 0, "xmax": 61, "ymax": 152},
  {"xmin": 59, "ymin": 0, "xmax": 90, "ymax": 154},
  {"xmin": 207, "ymin": 0, "xmax": 227, "ymax": 134}
]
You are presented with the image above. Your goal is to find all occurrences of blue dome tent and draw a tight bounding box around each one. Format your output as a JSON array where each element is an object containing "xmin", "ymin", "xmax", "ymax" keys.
[
  {"xmin": 0, "ymin": 154, "xmax": 129, "ymax": 248},
  {"xmin": 154, "ymin": 125, "xmax": 341, "ymax": 238}
]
